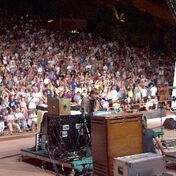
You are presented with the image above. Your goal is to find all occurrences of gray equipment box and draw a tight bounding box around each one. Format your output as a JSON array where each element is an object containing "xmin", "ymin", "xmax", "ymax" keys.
[{"xmin": 114, "ymin": 153, "xmax": 166, "ymax": 176}]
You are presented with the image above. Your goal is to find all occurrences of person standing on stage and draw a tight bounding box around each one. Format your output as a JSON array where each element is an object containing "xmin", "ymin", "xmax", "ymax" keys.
[{"xmin": 81, "ymin": 89, "xmax": 100, "ymax": 115}]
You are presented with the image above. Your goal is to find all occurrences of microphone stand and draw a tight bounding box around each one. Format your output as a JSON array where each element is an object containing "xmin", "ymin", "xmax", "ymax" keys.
[
  {"xmin": 81, "ymin": 108, "xmax": 91, "ymax": 145},
  {"xmin": 159, "ymin": 104, "xmax": 165, "ymax": 138}
]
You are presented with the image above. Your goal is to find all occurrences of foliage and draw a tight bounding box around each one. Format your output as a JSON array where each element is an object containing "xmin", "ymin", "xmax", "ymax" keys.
[
  {"xmin": 164, "ymin": 28, "xmax": 176, "ymax": 50},
  {"xmin": 112, "ymin": 6, "xmax": 125, "ymax": 23},
  {"xmin": 95, "ymin": 22, "xmax": 124, "ymax": 41},
  {"xmin": 91, "ymin": 3, "xmax": 176, "ymax": 51},
  {"xmin": 89, "ymin": 4, "xmax": 157, "ymax": 46}
]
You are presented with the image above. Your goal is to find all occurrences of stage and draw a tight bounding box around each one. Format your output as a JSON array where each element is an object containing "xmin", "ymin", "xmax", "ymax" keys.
[{"xmin": 20, "ymin": 148, "xmax": 93, "ymax": 175}]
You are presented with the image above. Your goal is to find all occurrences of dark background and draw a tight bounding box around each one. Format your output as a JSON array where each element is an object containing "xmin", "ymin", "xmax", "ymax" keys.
[{"xmin": 0, "ymin": 0, "xmax": 176, "ymax": 51}]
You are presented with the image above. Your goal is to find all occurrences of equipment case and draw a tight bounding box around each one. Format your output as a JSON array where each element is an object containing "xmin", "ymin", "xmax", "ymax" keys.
[{"xmin": 114, "ymin": 153, "xmax": 166, "ymax": 176}]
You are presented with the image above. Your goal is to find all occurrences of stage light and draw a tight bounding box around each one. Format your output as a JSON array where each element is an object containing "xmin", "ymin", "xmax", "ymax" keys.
[
  {"xmin": 48, "ymin": 19, "xmax": 54, "ymax": 23},
  {"xmin": 70, "ymin": 30, "xmax": 79, "ymax": 34}
]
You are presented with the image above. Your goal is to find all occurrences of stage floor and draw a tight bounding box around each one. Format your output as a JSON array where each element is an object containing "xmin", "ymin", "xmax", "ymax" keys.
[{"xmin": 0, "ymin": 135, "xmax": 53, "ymax": 176}]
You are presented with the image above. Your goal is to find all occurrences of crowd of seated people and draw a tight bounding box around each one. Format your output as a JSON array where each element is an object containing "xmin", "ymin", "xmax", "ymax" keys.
[{"xmin": 0, "ymin": 11, "xmax": 175, "ymax": 135}]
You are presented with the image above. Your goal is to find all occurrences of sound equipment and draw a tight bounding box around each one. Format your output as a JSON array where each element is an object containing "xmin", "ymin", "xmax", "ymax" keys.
[
  {"xmin": 35, "ymin": 133, "xmax": 47, "ymax": 151},
  {"xmin": 91, "ymin": 112, "xmax": 143, "ymax": 176},
  {"xmin": 114, "ymin": 153, "xmax": 166, "ymax": 176},
  {"xmin": 163, "ymin": 118, "xmax": 176, "ymax": 129},
  {"xmin": 143, "ymin": 109, "xmax": 166, "ymax": 119},
  {"xmin": 46, "ymin": 113, "xmax": 90, "ymax": 159},
  {"xmin": 47, "ymin": 98, "xmax": 70, "ymax": 116},
  {"xmin": 37, "ymin": 103, "xmax": 80, "ymax": 112},
  {"xmin": 36, "ymin": 105, "xmax": 48, "ymax": 111}
]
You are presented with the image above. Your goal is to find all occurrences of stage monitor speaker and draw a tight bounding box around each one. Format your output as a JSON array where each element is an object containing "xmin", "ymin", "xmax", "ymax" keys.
[{"xmin": 163, "ymin": 118, "xmax": 176, "ymax": 129}]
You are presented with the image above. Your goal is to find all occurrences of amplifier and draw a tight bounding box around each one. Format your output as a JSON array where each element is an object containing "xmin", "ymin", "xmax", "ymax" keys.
[
  {"xmin": 47, "ymin": 98, "xmax": 70, "ymax": 116},
  {"xmin": 114, "ymin": 153, "xmax": 166, "ymax": 176},
  {"xmin": 47, "ymin": 114, "xmax": 90, "ymax": 158}
]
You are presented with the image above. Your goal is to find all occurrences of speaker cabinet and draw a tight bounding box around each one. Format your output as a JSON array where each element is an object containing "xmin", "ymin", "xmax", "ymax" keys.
[
  {"xmin": 91, "ymin": 113, "xmax": 143, "ymax": 176},
  {"xmin": 47, "ymin": 98, "xmax": 70, "ymax": 116},
  {"xmin": 163, "ymin": 118, "xmax": 176, "ymax": 129}
]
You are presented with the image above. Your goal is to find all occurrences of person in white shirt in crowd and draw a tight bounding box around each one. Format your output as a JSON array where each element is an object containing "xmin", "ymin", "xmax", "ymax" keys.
[
  {"xmin": 0, "ymin": 105, "xmax": 5, "ymax": 135},
  {"xmin": 141, "ymin": 85, "xmax": 148, "ymax": 103},
  {"xmin": 73, "ymin": 91, "xmax": 82, "ymax": 105},
  {"xmin": 5, "ymin": 108, "xmax": 22, "ymax": 135},
  {"xmin": 28, "ymin": 91, "xmax": 37, "ymax": 115},
  {"xmin": 145, "ymin": 96, "xmax": 158, "ymax": 110},
  {"xmin": 110, "ymin": 86, "xmax": 118, "ymax": 103},
  {"xmin": 14, "ymin": 108, "xmax": 28, "ymax": 131},
  {"xmin": 100, "ymin": 98, "xmax": 109, "ymax": 111},
  {"xmin": 0, "ymin": 119, "xmax": 4, "ymax": 135},
  {"xmin": 150, "ymin": 84, "xmax": 158, "ymax": 98}
]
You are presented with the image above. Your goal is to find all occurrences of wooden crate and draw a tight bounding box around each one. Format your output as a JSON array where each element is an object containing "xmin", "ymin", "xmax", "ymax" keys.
[
  {"xmin": 47, "ymin": 98, "xmax": 70, "ymax": 116},
  {"xmin": 91, "ymin": 112, "xmax": 143, "ymax": 176}
]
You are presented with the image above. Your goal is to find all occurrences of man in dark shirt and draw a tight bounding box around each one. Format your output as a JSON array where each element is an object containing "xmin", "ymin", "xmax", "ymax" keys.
[
  {"xmin": 43, "ymin": 85, "xmax": 52, "ymax": 98},
  {"xmin": 81, "ymin": 89, "xmax": 100, "ymax": 116},
  {"xmin": 142, "ymin": 120, "xmax": 165, "ymax": 155},
  {"xmin": 9, "ymin": 95, "xmax": 19, "ymax": 111}
]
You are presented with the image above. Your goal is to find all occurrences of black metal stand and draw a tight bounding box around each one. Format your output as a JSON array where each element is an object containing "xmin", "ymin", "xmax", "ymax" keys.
[
  {"xmin": 158, "ymin": 104, "xmax": 165, "ymax": 135},
  {"xmin": 76, "ymin": 110, "xmax": 91, "ymax": 157}
]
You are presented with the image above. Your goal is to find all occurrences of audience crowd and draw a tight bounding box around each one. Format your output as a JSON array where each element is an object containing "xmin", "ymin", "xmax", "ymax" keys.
[{"xmin": 0, "ymin": 12, "xmax": 175, "ymax": 135}]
